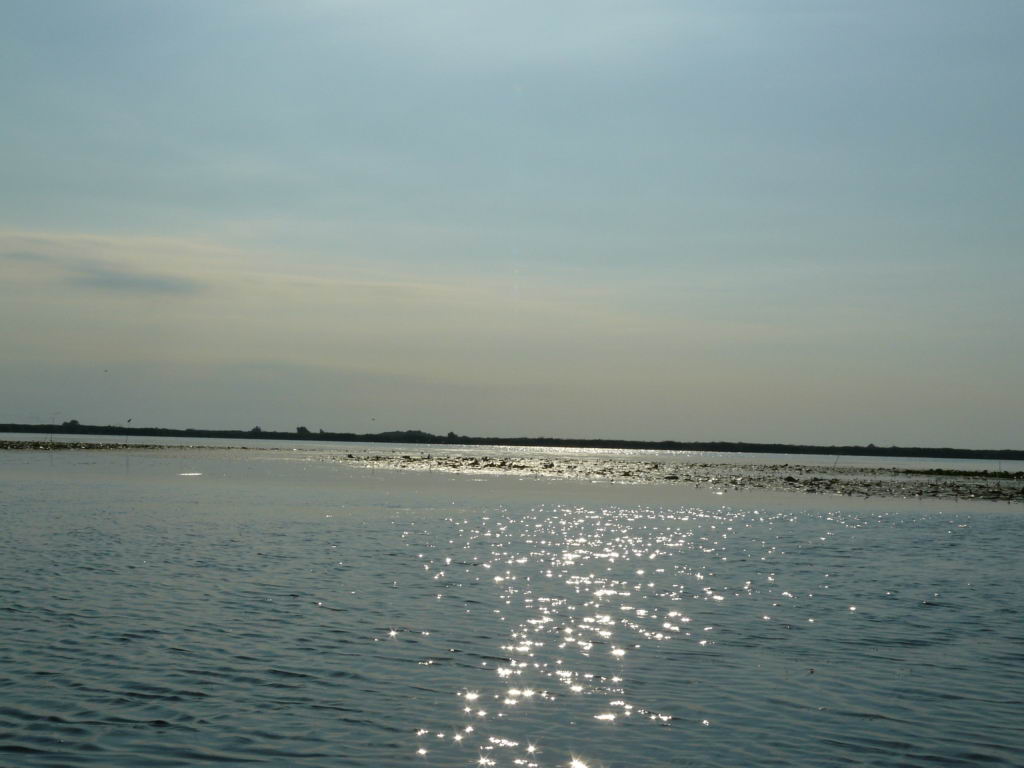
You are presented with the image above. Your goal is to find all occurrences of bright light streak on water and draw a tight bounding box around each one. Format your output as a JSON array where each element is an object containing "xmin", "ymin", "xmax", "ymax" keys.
[{"xmin": 0, "ymin": 448, "xmax": 1022, "ymax": 766}]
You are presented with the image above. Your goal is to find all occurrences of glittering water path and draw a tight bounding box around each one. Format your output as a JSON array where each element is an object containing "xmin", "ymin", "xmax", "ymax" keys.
[
  {"xmin": 1, "ymin": 448, "xmax": 1022, "ymax": 766},
  {"xmin": 406, "ymin": 503, "xmax": 1023, "ymax": 767}
]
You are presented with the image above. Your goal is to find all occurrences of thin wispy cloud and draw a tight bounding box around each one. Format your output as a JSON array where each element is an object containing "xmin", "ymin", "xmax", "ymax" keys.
[
  {"xmin": 2, "ymin": 244, "xmax": 202, "ymax": 296},
  {"xmin": 67, "ymin": 263, "xmax": 201, "ymax": 295}
]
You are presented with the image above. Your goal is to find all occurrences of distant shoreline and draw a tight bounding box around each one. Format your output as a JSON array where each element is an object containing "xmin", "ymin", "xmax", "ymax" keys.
[
  {"xmin": 2, "ymin": 422, "xmax": 1021, "ymax": 461},
  {"xmin": 3, "ymin": 438, "xmax": 1021, "ymax": 503}
]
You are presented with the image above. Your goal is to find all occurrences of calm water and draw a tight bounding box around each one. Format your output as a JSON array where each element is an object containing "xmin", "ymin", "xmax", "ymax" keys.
[{"xmin": 1, "ymin": 447, "xmax": 1022, "ymax": 767}]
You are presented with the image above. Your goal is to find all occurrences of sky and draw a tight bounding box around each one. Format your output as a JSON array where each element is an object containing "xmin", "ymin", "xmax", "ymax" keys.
[{"xmin": 2, "ymin": 1, "xmax": 1022, "ymax": 448}]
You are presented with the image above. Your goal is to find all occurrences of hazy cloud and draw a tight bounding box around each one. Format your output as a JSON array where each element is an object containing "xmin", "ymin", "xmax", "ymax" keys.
[
  {"xmin": 66, "ymin": 262, "xmax": 202, "ymax": 295},
  {"xmin": 2, "ymin": 250, "xmax": 53, "ymax": 263},
  {"xmin": 2, "ymin": 243, "xmax": 203, "ymax": 296}
]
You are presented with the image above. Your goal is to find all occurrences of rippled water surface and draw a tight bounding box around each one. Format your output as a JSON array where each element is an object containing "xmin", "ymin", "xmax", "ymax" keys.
[{"xmin": 2, "ymin": 448, "xmax": 1022, "ymax": 767}]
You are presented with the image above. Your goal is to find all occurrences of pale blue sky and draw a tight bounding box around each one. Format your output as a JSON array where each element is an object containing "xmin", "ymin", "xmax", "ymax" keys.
[{"xmin": 2, "ymin": 1, "xmax": 1022, "ymax": 447}]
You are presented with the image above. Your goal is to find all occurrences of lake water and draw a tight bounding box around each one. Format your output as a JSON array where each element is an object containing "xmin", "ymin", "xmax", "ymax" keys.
[{"xmin": 1, "ymin": 444, "xmax": 1022, "ymax": 766}]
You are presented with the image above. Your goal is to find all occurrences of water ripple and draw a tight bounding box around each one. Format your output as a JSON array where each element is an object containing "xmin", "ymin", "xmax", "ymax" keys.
[{"xmin": 1, "ymin": 451, "xmax": 1022, "ymax": 766}]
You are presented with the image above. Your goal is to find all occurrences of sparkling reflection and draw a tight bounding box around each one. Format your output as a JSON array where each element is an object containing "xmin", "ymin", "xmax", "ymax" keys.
[
  {"xmin": 407, "ymin": 502, "xmax": 1000, "ymax": 766},
  {"xmin": 411, "ymin": 504, "xmax": 771, "ymax": 763}
]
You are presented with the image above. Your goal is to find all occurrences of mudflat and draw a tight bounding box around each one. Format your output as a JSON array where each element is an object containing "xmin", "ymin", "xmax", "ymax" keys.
[
  {"xmin": 337, "ymin": 451, "xmax": 1024, "ymax": 503},
  {"xmin": 7, "ymin": 440, "xmax": 1017, "ymax": 503}
]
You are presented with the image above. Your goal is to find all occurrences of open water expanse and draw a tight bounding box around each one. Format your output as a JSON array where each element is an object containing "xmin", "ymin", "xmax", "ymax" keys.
[{"xmin": 2, "ymin": 443, "xmax": 1023, "ymax": 767}]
